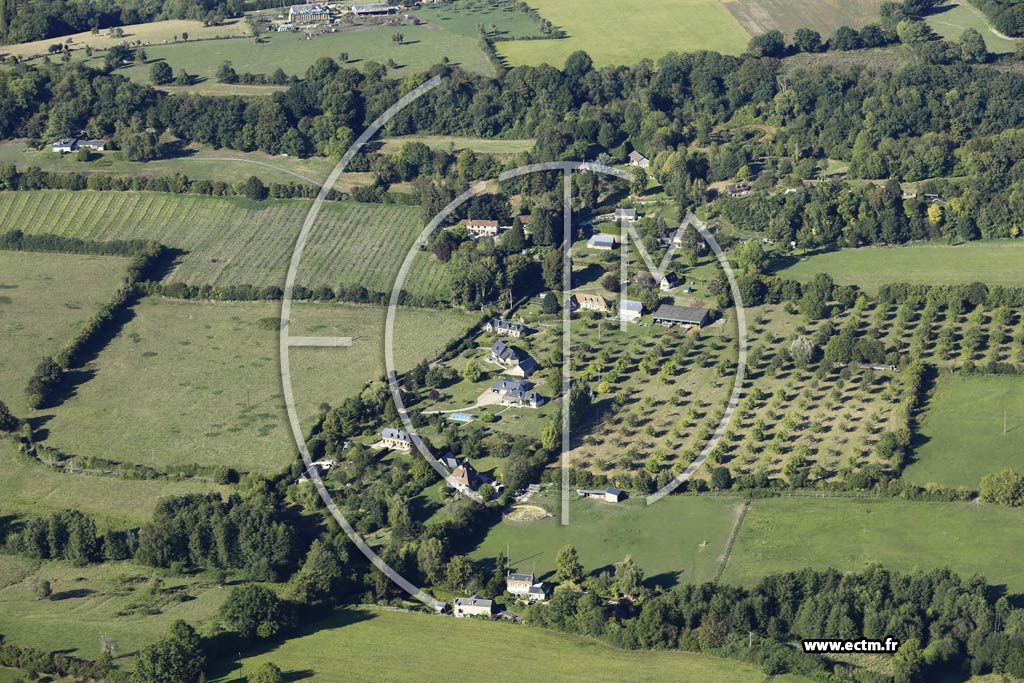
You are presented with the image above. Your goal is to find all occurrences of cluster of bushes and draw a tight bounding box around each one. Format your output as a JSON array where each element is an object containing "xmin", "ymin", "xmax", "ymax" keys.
[
  {"xmin": 0, "ymin": 642, "xmax": 109, "ymax": 681},
  {"xmin": 0, "ymin": 164, "xmax": 329, "ymax": 202}
]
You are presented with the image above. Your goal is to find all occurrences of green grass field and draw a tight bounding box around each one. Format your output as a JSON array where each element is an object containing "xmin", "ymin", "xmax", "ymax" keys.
[
  {"xmin": 926, "ymin": 0, "xmax": 1020, "ymax": 54},
  {"xmin": 73, "ymin": 23, "xmax": 495, "ymax": 83},
  {"xmin": 0, "ymin": 17, "xmax": 250, "ymax": 58},
  {"xmin": 416, "ymin": 0, "xmax": 548, "ymax": 41},
  {"xmin": 725, "ymin": 0, "xmax": 888, "ymax": 37},
  {"xmin": 470, "ymin": 493, "xmax": 740, "ymax": 587},
  {"xmin": 209, "ymin": 606, "xmax": 813, "ymax": 683},
  {"xmin": 0, "ymin": 439, "xmax": 224, "ymax": 529},
  {"xmin": 0, "ymin": 191, "xmax": 449, "ymax": 299},
  {"xmin": 776, "ymin": 241, "xmax": 1024, "ymax": 293},
  {"xmin": 41, "ymin": 298, "xmax": 476, "ymax": 474},
  {"xmin": 496, "ymin": 0, "xmax": 751, "ymax": 67},
  {"xmin": 722, "ymin": 497, "xmax": 1024, "ymax": 593},
  {"xmin": 903, "ymin": 375, "xmax": 1024, "ymax": 488},
  {"xmin": 0, "ymin": 559, "xmax": 230, "ymax": 661},
  {"xmin": 0, "ymin": 250, "xmax": 129, "ymax": 413}
]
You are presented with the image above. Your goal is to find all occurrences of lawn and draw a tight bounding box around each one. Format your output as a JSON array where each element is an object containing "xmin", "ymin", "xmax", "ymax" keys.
[
  {"xmin": 0, "ymin": 191, "xmax": 450, "ymax": 300},
  {"xmin": 0, "ymin": 439, "xmax": 225, "ymax": 529},
  {"xmin": 724, "ymin": 0, "xmax": 889, "ymax": 37},
  {"xmin": 41, "ymin": 298, "xmax": 477, "ymax": 474},
  {"xmin": 722, "ymin": 497, "xmax": 1024, "ymax": 593},
  {"xmin": 903, "ymin": 375, "xmax": 1024, "ymax": 489},
  {"xmin": 496, "ymin": 0, "xmax": 751, "ymax": 67},
  {"xmin": 0, "ymin": 250, "xmax": 129, "ymax": 413},
  {"xmin": 776, "ymin": 241, "xmax": 1024, "ymax": 293},
  {"xmin": 469, "ymin": 493, "xmax": 741, "ymax": 587},
  {"xmin": 208, "ymin": 606, "xmax": 813, "ymax": 683},
  {"xmin": 70, "ymin": 23, "xmax": 495, "ymax": 83},
  {"xmin": 0, "ymin": 559, "xmax": 231, "ymax": 662},
  {"xmin": 926, "ymin": 0, "xmax": 1020, "ymax": 54}
]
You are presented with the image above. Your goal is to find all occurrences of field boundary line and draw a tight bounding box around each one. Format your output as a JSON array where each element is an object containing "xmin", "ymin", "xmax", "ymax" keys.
[{"xmin": 713, "ymin": 499, "xmax": 750, "ymax": 584}]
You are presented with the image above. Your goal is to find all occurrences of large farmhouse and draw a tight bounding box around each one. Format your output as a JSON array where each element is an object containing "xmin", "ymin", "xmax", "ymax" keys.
[
  {"xmin": 506, "ymin": 572, "xmax": 550, "ymax": 602},
  {"xmin": 485, "ymin": 318, "xmax": 526, "ymax": 338},
  {"xmin": 462, "ymin": 219, "xmax": 503, "ymax": 239},
  {"xmin": 381, "ymin": 427, "xmax": 413, "ymax": 452},
  {"xmin": 289, "ymin": 2, "xmax": 331, "ymax": 23},
  {"xmin": 453, "ymin": 595, "xmax": 495, "ymax": 618},
  {"xmin": 570, "ymin": 293, "xmax": 609, "ymax": 313}
]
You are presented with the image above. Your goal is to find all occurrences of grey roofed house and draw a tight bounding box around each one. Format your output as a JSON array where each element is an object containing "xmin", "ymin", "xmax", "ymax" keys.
[
  {"xmin": 614, "ymin": 207, "xmax": 638, "ymax": 221},
  {"xmin": 453, "ymin": 594, "xmax": 494, "ymax": 617},
  {"xmin": 502, "ymin": 388, "xmax": 541, "ymax": 408},
  {"xmin": 79, "ymin": 139, "xmax": 106, "ymax": 151},
  {"xmin": 652, "ymin": 304, "xmax": 711, "ymax": 328},
  {"xmin": 619, "ymin": 299, "xmax": 643, "ymax": 322},
  {"xmin": 486, "ymin": 317, "xmax": 526, "ymax": 337},
  {"xmin": 490, "ymin": 340, "xmax": 518, "ymax": 365},
  {"xmin": 659, "ymin": 271, "xmax": 679, "ymax": 291},
  {"xmin": 587, "ymin": 233, "xmax": 617, "ymax": 250},
  {"xmin": 628, "ymin": 150, "xmax": 650, "ymax": 169},
  {"xmin": 436, "ymin": 453, "xmax": 460, "ymax": 470},
  {"xmin": 491, "ymin": 378, "xmax": 530, "ymax": 394},
  {"xmin": 515, "ymin": 356, "xmax": 539, "ymax": 378},
  {"xmin": 577, "ymin": 486, "xmax": 626, "ymax": 502},
  {"xmin": 52, "ymin": 138, "xmax": 78, "ymax": 153},
  {"xmin": 350, "ymin": 2, "xmax": 396, "ymax": 15}
]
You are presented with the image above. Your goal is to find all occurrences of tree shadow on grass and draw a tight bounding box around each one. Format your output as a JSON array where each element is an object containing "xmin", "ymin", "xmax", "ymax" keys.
[{"xmin": 205, "ymin": 608, "xmax": 379, "ymax": 680}]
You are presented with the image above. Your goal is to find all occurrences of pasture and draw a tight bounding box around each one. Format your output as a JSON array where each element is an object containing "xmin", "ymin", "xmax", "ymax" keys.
[
  {"xmin": 469, "ymin": 493, "xmax": 740, "ymax": 587},
  {"xmin": 721, "ymin": 497, "xmax": 1024, "ymax": 594},
  {"xmin": 416, "ymin": 0, "xmax": 548, "ymax": 41},
  {"xmin": 77, "ymin": 23, "xmax": 495, "ymax": 84},
  {"xmin": 0, "ymin": 250, "xmax": 129, "ymax": 412},
  {"xmin": 208, "ymin": 606, "xmax": 814, "ymax": 683},
  {"xmin": 724, "ymin": 0, "xmax": 888, "ymax": 37},
  {"xmin": 0, "ymin": 439, "xmax": 224, "ymax": 529},
  {"xmin": 41, "ymin": 298, "xmax": 476, "ymax": 473},
  {"xmin": 0, "ymin": 191, "xmax": 450, "ymax": 300},
  {"xmin": 776, "ymin": 241, "xmax": 1024, "ymax": 292},
  {"xmin": 903, "ymin": 375, "xmax": 1024, "ymax": 488},
  {"xmin": 0, "ymin": 18, "xmax": 250, "ymax": 59},
  {"xmin": 0, "ymin": 559, "xmax": 230, "ymax": 662},
  {"xmin": 926, "ymin": 0, "xmax": 1020, "ymax": 54},
  {"xmin": 496, "ymin": 0, "xmax": 751, "ymax": 67}
]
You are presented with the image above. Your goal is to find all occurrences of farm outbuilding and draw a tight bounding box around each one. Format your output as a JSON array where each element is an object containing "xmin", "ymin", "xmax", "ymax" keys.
[{"xmin": 652, "ymin": 304, "xmax": 711, "ymax": 329}]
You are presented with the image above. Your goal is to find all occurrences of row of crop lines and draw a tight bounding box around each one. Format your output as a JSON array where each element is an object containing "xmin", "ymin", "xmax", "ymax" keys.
[
  {"xmin": 300, "ymin": 202, "xmax": 451, "ymax": 300},
  {"xmin": 870, "ymin": 303, "xmax": 1024, "ymax": 366}
]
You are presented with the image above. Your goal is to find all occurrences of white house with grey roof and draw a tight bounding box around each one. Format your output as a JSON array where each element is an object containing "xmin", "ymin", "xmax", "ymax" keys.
[
  {"xmin": 381, "ymin": 427, "xmax": 412, "ymax": 452},
  {"xmin": 488, "ymin": 341, "xmax": 539, "ymax": 378},
  {"xmin": 485, "ymin": 318, "xmax": 526, "ymax": 338},
  {"xmin": 619, "ymin": 299, "xmax": 643, "ymax": 323},
  {"xmin": 628, "ymin": 150, "xmax": 650, "ymax": 169},
  {"xmin": 453, "ymin": 595, "xmax": 495, "ymax": 618}
]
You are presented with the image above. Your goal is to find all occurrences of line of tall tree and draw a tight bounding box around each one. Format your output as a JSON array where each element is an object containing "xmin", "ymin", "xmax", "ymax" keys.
[
  {"xmin": 22, "ymin": 240, "xmax": 164, "ymax": 408},
  {"xmin": 0, "ymin": 164, "xmax": 325, "ymax": 202}
]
